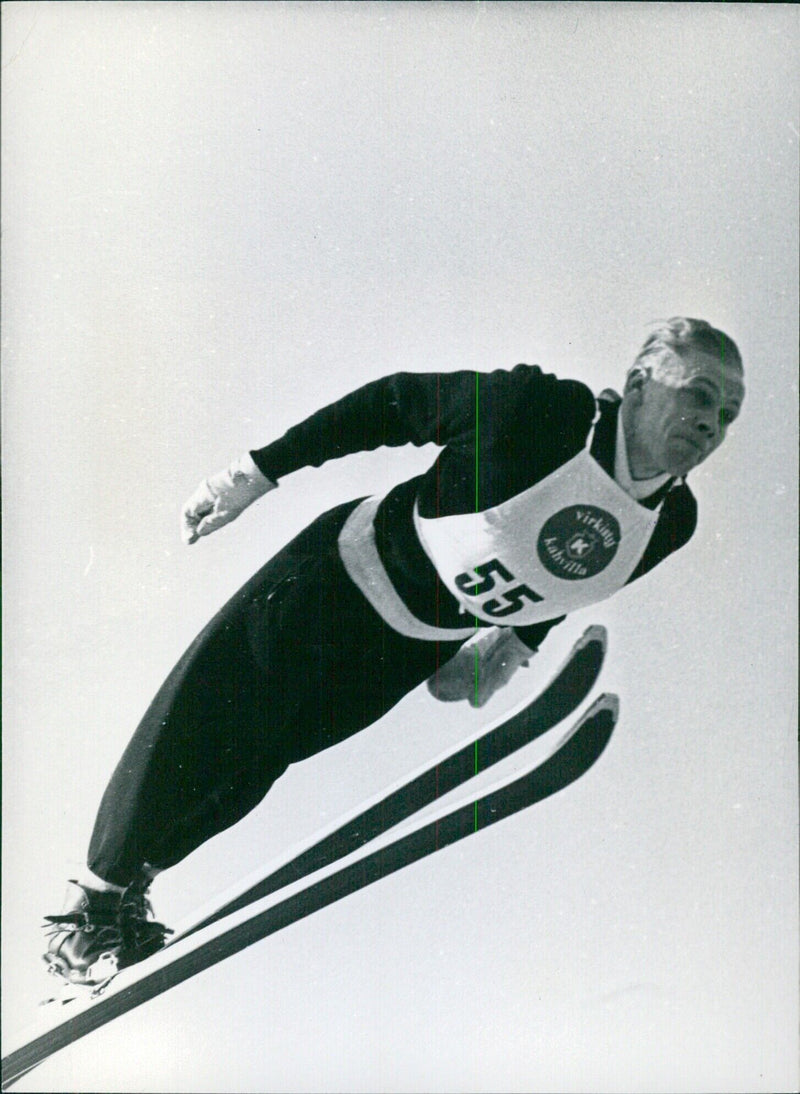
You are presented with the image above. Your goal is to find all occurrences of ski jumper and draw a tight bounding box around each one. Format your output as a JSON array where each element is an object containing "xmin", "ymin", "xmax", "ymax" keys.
[{"xmin": 88, "ymin": 366, "xmax": 697, "ymax": 886}]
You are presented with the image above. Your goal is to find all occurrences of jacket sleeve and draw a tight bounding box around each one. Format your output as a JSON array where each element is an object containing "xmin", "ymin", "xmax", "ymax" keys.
[
  {"xmin": 250, "ymin": 365, "xmax": 589, "ymax": 484},
  {"xmin": 627, "ymin": 483, "xmax": 698, "ymax": 583},
  {"xmin": 512, "ymin": 616, "xmax": 567, "ymax": 654},
  {"xmin": 250, "ymin": 370, "xmax": 481, "ymax": 483}
]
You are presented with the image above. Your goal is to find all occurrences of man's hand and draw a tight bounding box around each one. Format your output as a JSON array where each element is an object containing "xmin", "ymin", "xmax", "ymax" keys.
[
  {"xmin": 181, "ymin": 453, "xmax": 276, "ymax": 544},
  {"xmin": 427, "ymin": 627, "xmax": 535, "ymax": 707}
]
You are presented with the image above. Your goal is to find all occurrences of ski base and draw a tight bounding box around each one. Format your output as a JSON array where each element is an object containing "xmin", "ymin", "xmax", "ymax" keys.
[
  {"xmin": 2, "ymin": 691, "xmax": 617, "ymax": 1090},
  {"xmin": 174, "ymin": 623, "xmax": 607, "ymax": 943}
]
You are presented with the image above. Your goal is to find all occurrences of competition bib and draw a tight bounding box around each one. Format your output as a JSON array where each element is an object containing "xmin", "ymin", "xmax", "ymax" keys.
[{"xmin": 413, "ymin": 447, "xmax": 662, "ymax": 626}]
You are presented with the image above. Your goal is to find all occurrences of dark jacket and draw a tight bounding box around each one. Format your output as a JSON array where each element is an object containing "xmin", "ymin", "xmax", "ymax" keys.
[{"xmin": 252, "ymin": 365, "xmax": 697, "ymax": 649}]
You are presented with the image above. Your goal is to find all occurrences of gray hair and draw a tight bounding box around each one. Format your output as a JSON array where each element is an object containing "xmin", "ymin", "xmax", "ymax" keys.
[{"xmin": 627, "ymin": 317, "xmax": 743, "ymax": 386}]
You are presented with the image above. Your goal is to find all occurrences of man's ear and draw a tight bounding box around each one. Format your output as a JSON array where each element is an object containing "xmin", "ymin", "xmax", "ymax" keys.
[{"xmin": 624, "ymin": 365, "xmax": 648, "ymax": 400}]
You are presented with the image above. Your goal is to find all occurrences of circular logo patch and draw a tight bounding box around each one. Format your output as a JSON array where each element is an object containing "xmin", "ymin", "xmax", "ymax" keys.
[{"xmin": 536, "ymin": 505, "xmax": 621, "ymax": 580}]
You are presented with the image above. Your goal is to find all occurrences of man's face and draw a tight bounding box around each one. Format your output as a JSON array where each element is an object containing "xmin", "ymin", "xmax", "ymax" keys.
[{"xmin": 625, "ymin": 348, "xmax": 745, "ymax": 478}]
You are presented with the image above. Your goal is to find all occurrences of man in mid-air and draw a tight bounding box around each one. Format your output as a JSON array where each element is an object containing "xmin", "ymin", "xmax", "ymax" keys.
[{"xmin": 43, "ymin": 316, "xmax": 745, "ymax": 987}]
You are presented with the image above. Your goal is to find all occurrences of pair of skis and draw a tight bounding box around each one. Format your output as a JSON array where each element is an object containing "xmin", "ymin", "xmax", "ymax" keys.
[{"xmin": 1, "ymin": 625, "xmax": 617, "ymax": 1091}]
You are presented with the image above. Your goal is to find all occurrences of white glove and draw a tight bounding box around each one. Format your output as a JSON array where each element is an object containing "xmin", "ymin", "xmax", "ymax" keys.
[
  {"xmin": 181, "ymin": 452, "xmax": 276, "ymax": 544},
  {"xmin": 427, "ymin": 627, "xmax": 534, "ymax": 708}
]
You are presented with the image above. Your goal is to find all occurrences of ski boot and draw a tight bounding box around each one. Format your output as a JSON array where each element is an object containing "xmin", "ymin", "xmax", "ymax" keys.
[{"xmin": 43, "ymin": 879, "xmax": 172, "ymax": 989}]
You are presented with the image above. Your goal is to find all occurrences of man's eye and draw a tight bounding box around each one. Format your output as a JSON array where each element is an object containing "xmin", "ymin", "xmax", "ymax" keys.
[
  {"xmin": 720, "ymin": 408, "xmax": 737, "ymax": 428},
  {"xmin": 686, "ymin": 385, "xmax": 713, "ymax": 407}
]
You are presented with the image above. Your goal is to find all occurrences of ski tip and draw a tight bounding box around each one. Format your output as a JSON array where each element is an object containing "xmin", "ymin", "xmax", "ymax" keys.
[
  {"xmin": 549, "ymin": 691, "xmax": 619, "ymax": 760},
  {"xmin": 576, "ymin": 624, "xmax": 607, "ymax": 653},
  {"xmin": 584, "ymin": 691, "xmax": 619, "ymax": 721}
]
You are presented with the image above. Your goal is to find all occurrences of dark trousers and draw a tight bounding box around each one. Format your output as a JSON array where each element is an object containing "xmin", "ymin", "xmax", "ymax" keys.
[{"xmin": 88, "ymin": 500, "xmax": 465, "ymax": 887}]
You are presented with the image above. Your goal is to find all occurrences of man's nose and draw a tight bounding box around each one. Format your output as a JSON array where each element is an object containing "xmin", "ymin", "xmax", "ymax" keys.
[{"xmin": 694, "ymin": 412, "xmax": 718, "ymax": 440}]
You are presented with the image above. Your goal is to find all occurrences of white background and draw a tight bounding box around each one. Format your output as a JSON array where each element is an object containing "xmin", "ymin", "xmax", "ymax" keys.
[{"xmin": 2, "ymin": 3, "xmax": 798, "ymax": 1091}]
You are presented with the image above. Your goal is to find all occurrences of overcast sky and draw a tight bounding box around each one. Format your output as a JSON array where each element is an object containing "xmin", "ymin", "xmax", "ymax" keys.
[{"xmin": 2, "ymin": 3, "xmax": 798, "ymax": 1091}]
